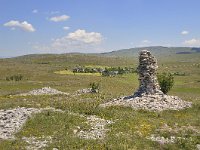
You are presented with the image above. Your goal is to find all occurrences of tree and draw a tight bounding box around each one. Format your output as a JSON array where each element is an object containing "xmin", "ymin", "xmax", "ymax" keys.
[
  {"xmin": 157, "ymin": 72, "xmax": 174, "ymax": 94},
  {"xmin": 89, "ymin": 82, "xmax": 100, "ymax": 93}
]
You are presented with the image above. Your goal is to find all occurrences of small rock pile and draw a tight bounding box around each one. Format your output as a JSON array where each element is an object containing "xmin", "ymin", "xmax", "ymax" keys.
[
  {"xmin": 147, "ymin": 134, "xmax": 176, "ymax": 144},
  {"xmin": 0, "ymin": 107, "xmax": 41, "ymax": 140},
  {"xmin": 100, "ymin": 95, "xmax": 192, "ymax": 111},
  {"xmin": 76, "ymin": 115, "xmax": 113, "ymax": 140},
  {"xmin": 19, "ymin": 87, "xmax": 69, "ymax": 96},
  {"xmin": 22, "ymin": 136, "xmax": 52, "ymax": 150},
  {"xmin": 100, "ymin": 50, "xmax": 192, "ymax": 111}
]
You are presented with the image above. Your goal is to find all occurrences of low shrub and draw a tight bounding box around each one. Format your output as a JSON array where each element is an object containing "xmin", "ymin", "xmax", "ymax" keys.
[
  {"xmin": 89, "ymin": 82, "xmax": 100, "ymax": 93},
  {"xmin": 157, "ymin": 72, "xmax": 174, "ymax": 94},
  {"xmin": 6, "ymin": 74, "xmax": 23, "ymax": 81}
]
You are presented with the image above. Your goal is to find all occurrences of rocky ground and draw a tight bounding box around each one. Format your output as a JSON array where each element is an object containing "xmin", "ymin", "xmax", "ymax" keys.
[
  {"xmin": 76, "ymin": 115, "xmax": 113, "ymax": 140},
  {"xmin": 22, "ymin": 136, "xmax": 52, "ymax": 150},
  {"xmin": 18, "ymin": 87, "xmax": 92, "ymax": 97},
  {"xmin": 19, "ymin": 87, "xmax": 69, "ymax": 96},
  {"xmin": 100, "ymin": 94, "xmax": 192, "ymax": 111},
  {"xmin": 146, "ymin": 134, "xmax": 177, "ymax": 144},
  {"xmin": 73, "ymin": 88, "xmax": 92, "ymax": 96},
  {"xmin": 146, "ymin": 123, "xmax": 200, "ymax": 145},
  {"xmin": 0, "ymin": 105, "xmax": 113, "ymax": 149},
  {"xmin": 0, "ymin": 107, "xmax": 63, "ymax": 140},
  {"xmin": 0, "ymin": 107, "xmax": 42, "ymax": 140}
]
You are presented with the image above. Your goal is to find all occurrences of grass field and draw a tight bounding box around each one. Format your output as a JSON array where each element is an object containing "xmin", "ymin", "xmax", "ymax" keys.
[{"xmin": 0, "ymin": 53, "xmax": 199, "ymax": 149}]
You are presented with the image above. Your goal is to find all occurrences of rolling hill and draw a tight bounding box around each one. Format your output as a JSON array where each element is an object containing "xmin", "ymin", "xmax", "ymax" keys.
[
  {"xmin": 2, "ymin": 46, "xmax": 200, "ymax": 65},
  {"xmin": 101, "ymin": 46, "xmax": 200, "ymax": 57}
]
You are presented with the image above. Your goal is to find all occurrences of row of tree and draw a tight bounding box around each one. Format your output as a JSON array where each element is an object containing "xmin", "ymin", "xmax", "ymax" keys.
[{"xmin": 71, "ymin": 66, "xmax": 136, "ymax": 76}]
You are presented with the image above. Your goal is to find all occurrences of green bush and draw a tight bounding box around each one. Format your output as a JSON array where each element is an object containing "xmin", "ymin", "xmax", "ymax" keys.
[
  {"xmin": 157, "ymin": 72, "xmax": 174, "ymax": 94},
  {"xmin": 6, "ymin": 74, "xmax": 23, "ymax": 81},
  {"xmin": 89, "ymin": 82, "xmax": 100, "ymax": 93}
]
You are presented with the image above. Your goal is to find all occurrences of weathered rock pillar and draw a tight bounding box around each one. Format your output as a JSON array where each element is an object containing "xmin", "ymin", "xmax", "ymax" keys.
[
  {"xmin": 134, "ymin": 50, "xmax": 163, "ymax": 97},
  {"xmin": 100, "ymin": 49, "xmax": 192, "ymax": 111}
]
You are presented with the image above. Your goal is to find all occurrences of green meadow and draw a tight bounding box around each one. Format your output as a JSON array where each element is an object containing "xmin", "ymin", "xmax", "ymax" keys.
[{"xmin": 0, "ymin": 53, "xmax": 199, "ymax": 149}]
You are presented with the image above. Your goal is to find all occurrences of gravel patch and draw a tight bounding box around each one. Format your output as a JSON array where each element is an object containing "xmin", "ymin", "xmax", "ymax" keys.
[
  {"xmin": 0, "ymin": 107, "xmax": 64, "ymax": 140},
  {"xmin": 73, "ymin": 88, "xmax": 92, "ymax": 96},
  {"xmin": 22, "ymin": 136, "xmax": 52, "ymax": 150},
  {"xmin": 19, "ymin": 87, "xmax": 69, "ymax": 96},
  {"xmin": 100, "ymin": 94, "xmax": 192, "ymax": 111},
  {"xmin": 75, "ymin": 115, "xmax": 113, "ymax": 140},
  {"xmin": 146, "ymin": 134, "xmax": 194, "ymax": 145},
  {"xmin": 147, "ymin": 134, "xmax": 177, "ymax": 144}
]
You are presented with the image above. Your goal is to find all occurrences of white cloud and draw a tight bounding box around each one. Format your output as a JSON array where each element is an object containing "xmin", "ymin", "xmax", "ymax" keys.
[
  {"xmin": 67, "ymin": 29, "xmax": 102, "ymax": 44},
  {"xmin": 50, "ymin": 15, "xmax": 70, "ymax": 22},
  {"xmin": 4, "ymin": 20, "xmax": 36, "ymax": 32},
  {"xmin": 181, "ymin": 30, "xmax": 189, "ymax": 35},
  {"xmin": 63, "ymin": 26, "xmax": 70, "ymax": 31},
  {"xmin": 183, "ymin": 38, "xmax": 200, "ymax": 46},
  {"xmin": 34, "ymin": 29, "xmax": 103, "ymax": 52},
  {"xmin": 142, "ymin": 40, "xmax": 151, "ymax": 44},
  {"xmin": 32, "ymin": 9, "xmax": 38, "ymax": 13}
]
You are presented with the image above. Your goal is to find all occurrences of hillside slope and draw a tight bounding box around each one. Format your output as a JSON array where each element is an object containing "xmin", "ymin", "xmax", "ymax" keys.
[{"xmin": 101, "ymin": 46, "xmax": 200, "ymax": 57}]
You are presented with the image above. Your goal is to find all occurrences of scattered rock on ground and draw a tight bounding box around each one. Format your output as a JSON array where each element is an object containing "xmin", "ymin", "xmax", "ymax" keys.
[
  {"xmin": 147, "ymin": 123, "xmax": 200, "ymax": 145},
  {"xmin": 22, "ymin": 136, "xmax": 52, "ymax": 150},
  {"xmin": 76, "ymin": 115, "xmax": 113, "ymax": 140},
  {"xmin": 19, "ymin": 87, "xmax": 69, "ymax": 96},
  {"xmin": 0, "ymin": 106, "xmax": 112, "ymax": 142},
  {"xmin": 73, "ymin": 88, "xmax": 92, "ymax": 96},
  {"xmin": 0, "ymin": 107, "xmax": 64, "ymax": 140},
  {"xmin": 147, "ymin": 134, "xmax": 176, "ymax": 144},
  {"xmin": 0, "ymin": 107, "xmax": 41, "ymax": 140}
]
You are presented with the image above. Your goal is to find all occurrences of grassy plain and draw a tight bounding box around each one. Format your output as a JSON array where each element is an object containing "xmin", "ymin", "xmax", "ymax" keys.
[{"xmin": 0, "ymin": 53, "xmax": 199, "ymax": 149}]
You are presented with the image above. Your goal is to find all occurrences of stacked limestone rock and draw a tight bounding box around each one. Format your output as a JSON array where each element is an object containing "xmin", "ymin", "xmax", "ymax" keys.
[
  {"xmin": 134, "ymin": 50, "xmax": 163, "ymax": 97},
  {"xmin": 100, "ymin": 50, "xmax": 192, "ymax": 111}
]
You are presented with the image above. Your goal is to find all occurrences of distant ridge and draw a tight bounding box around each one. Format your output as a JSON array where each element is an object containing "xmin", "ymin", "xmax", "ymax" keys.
[
  {"xmin": 101, "ymin": 46, "xmax": 200, "ymax": 57},
  {"xmin": 1, "ymin": 46, "xmax": 200, "ymax": 60}
]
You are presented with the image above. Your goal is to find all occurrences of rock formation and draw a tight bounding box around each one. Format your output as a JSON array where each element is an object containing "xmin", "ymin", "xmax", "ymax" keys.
[
  {"xmin": 100, "ymin": 50, "xmax": 192, "ymax": 111},
  {"xmin": 134, "ymin": 50, "xmax": 163, "ymax": 97}
]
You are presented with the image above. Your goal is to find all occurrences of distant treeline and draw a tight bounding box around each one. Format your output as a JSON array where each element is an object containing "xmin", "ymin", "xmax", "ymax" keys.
[{"xmin": 70, "ymin": 66, "xmax": 136, "ymax": 76}]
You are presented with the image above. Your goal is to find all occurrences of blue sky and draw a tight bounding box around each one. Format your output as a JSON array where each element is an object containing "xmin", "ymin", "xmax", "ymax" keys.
[{"xmin": 1, "ymin": 0, "xmax": 200, "ymax": 57}]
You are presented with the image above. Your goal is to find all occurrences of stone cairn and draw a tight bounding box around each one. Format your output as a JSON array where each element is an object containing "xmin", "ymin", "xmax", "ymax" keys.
[
  {"xmin": 100, "ymin": 50, "xmax": 192, "ymax": 111},
  {"xmin": 133, "ymin": 50, "xmax": 163, "ymax": 97}
]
